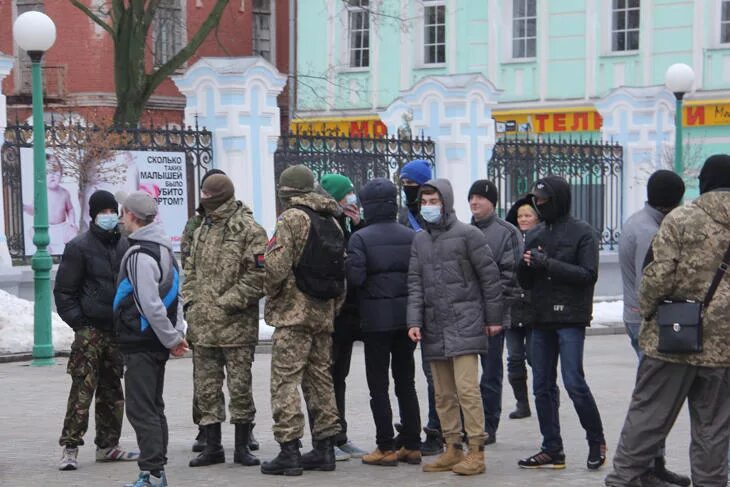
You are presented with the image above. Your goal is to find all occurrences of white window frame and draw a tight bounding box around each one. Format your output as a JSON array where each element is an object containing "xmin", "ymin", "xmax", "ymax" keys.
[
  {"xmin": 610, "ymin": 0, "xmax": 640, "ymax": 53},
  {"xmin": 344, "ymin": 0, "xmax": 370, "ymax": 69},
  {"xmin": 721, "ymin": 0, "xmax": 730, "ymax": 46},
  {"xmin": 153, "ymin": 0, "xmax": 187, "ymax": 67},
  {"xmin": 421, "ymin": 0, "xmax": 446, "ymax": 66},
  {"xmin": 252, "ymin": 0, "xmax": 275, "ymax": 63},
  {"xmin": 511, "ymin": 0, "xmax": 537, "ymax": 60}
]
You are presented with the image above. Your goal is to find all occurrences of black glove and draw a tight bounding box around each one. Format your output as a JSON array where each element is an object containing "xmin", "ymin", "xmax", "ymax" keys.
[{"xmin": 529, "ymin": 249, "xmax": 549, "ymax": 270}]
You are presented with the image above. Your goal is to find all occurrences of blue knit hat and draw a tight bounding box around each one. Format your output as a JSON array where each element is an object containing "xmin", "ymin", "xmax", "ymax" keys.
[{"xmin": 400, "ymin": 159, "xmax": 433, "ymax": 185}]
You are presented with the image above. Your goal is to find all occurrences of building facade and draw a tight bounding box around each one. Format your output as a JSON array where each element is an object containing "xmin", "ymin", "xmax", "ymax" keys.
[{"xmin": 293, "ymin": 0, "xmax": 730, "ymax": 219}]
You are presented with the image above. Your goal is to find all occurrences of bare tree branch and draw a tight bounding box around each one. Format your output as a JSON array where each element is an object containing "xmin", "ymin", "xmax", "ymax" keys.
[{"xmin": 69, "ymin": 0, "xmax": 115, "ymax": 36}]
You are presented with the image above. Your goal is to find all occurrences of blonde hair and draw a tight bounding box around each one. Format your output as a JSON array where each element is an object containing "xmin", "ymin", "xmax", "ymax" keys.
[{"xmin": 518, "ymin": 203, "xmax": 537, "ymax": 216}]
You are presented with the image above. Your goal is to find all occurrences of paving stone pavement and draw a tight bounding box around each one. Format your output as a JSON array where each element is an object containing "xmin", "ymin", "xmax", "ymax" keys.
[{"xmin": 0, "ymin": 334, "xmax": 694, "ymax": 487}]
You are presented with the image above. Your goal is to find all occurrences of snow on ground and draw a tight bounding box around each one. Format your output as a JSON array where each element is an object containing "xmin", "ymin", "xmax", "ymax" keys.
[
  {"xmin": 592, "ymin": 300, "xmax": 624, "ymax": 326},
  {"xmin": 0, "ymin": 289, "xmax": 74, "ymax": 354}
]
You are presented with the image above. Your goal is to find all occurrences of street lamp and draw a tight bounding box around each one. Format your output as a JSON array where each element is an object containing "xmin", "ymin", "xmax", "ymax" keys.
[
  {"xmin": 665, "ymin": 63, "xmax": 695, "ymax": 175},
  {"xmin": 13, "ymin": 11, "xmax": 57, "ymax": 366}
]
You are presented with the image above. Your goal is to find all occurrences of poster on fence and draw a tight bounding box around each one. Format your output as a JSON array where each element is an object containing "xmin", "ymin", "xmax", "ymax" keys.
[{"xmin": 20, "ymin": 149, "xmax": 188, "ymax": 256}]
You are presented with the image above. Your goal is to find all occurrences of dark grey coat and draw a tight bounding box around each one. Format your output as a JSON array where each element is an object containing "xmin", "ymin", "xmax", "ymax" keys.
[{"xmin": 407, "ymin": 179, "xmax": 504, "ymax": 361}]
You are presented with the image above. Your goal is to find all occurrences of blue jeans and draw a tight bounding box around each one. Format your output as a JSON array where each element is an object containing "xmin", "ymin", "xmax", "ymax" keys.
[
  {"xmin": 531, "ymin": 327, "xmax": 605, "ymax": 454},
  {"xmin": 421, "ymin": 350, "xmax": 440, "ymax": 431},
  {"xmin": 505, "ymin": 326, "xmax": 532, "ymax": 381},
  {"xmin": 479, "ymin": 331, "xmax": 505, "ymax": 437},
  {"xmin": 625, "ymin": 322, "xmax": 643, "ymax": 361}
]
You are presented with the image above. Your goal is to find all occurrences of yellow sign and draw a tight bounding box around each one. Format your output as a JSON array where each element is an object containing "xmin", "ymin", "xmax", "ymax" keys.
[
  {"xmin": 492, "ymin": 108, "xmax": 603, "ymax": 134},
  {"xmin": 684, "ymin": 101, "xmax": 730, "ymax": 127},
  {"xmin": 290, "ymin": 116, "xmax": 388, "ymax": 137}
]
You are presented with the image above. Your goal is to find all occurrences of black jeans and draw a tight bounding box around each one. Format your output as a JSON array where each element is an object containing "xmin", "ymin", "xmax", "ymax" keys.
[
  {"xmin": 331, "ymin": 310, "xmax": 362, "ymax": 445},
  {"xmin": 363, "ymin": 329, "xmax": 421, "ymax": 451},
  {"xmin": 124, "ymin": 351, "xmax": 169, "ymax": 473},
  {"xmin": 479, "ymin": 331, "xmax": 505, "ymax": 437},
  {"xmin": 421, "ymin": 352, "xmax": 441, "ymax": 430},
  {"xmin": 505, "ymin": 326, "xmax": 532, "ymax": 381}
]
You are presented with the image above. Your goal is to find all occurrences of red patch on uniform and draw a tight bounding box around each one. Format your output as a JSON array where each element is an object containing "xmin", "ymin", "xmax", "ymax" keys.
[{"xmin": 256, "ymin": 254, "xmax": 265, "ymax": 268}]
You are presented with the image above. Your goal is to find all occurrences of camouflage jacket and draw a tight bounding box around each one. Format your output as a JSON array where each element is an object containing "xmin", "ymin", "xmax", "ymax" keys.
[
  {"xmin": 264, "ymin": 191, "xmax": 345, "ymax": 332},
  {"xmin": 182, "ymin": 198, "xmax": 268, "ymax": 347},
  {"xmin": 180, "ymin": 211, "xmax": 204, "ymax": 269},
  {"xmin": 639, "ymin": 190, "xmax": 730, "ymax": 367}
]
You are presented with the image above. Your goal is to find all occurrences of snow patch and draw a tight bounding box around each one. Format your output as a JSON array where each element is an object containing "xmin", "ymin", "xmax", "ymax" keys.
[
  {"xmin": 0, "ymin": 289, "xmax": 74, "ymax": 354},
  {"xmin": 592, "ymin": 300, "xmax": 624, "ymax": 326}
]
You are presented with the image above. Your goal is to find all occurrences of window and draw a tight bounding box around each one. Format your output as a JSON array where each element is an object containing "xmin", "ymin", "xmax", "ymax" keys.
[
  {"xmin": 424, "ymin": 3, "xmax": 446, "ymax": 64},
  {"xmin": 611, "ymin": 0, "xmax": 640, "ymax": 52},
  {"xmin": 253, "ymin": 0, "xmax": 273, "ymax": 61},
  {"xmin": 347, "ymin": 0, "xmax": 370, "ymax": 68},
  {"xmin": 153, "ymin": 0, "xmax": 184, "ymax": 66},
  {"xmin": 722, "ymin": 0, "xmax": 730, "ymax": 44},
  {"xmin": 512, "ymin": 0, "xmax": 536, "ymax": 58}
]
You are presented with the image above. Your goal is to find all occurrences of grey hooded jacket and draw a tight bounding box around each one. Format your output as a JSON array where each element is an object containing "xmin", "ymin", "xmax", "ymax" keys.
[{"xmin": 407, "ymin": 179, "xmax": 504, "ymax": 361}]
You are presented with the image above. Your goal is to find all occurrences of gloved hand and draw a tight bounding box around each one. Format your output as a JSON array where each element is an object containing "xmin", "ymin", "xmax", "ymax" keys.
[{"xmin": 528, "ymin": 248, "xmax": 549, "ymax": 269}]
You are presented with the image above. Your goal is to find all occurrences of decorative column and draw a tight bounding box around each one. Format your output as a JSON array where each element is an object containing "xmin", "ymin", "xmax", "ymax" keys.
[
  {"xmin": 595, "ymin": 86, "xmax": 676, "ymax": 221},
  {"xmin": 173, "ymin": 57, "xmax": 287, "ymax": 234},
  {"xmin": 380, "ymin": 74, "xmax": 502, "ymax": 220},
  {"xmin": 0, "ymin": 53, "xmax": 15, "ymax": 270}
]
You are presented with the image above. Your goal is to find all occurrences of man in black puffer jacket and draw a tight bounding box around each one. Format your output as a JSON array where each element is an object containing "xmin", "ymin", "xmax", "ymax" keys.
[
  {"xmin": 516, "ymin": 176, "xmax": 606, "ymax": 472},
  {"xmin": 346, "ymin": 178, "xmax": 421, "ymax": 466},
  {"xmin": 54, "ymin": 190, "xmax": 137, "ymax": 471}
]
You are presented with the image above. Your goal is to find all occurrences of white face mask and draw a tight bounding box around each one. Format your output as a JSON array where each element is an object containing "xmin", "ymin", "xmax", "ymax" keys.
[{"xmin": 420, "ymin": 204, "xmax": 442, "ymax": 223}]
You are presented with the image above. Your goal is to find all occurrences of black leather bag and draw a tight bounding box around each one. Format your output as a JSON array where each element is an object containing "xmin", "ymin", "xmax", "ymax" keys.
[{"xmin": 656, "ymin": 243, "xmax": 730, "ymax": 354}]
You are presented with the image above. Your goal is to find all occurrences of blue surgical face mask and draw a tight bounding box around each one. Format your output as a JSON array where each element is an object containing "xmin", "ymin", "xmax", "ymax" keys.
[
  {"xmin": 95, "ymin": 213, "xmax": 119, "ymax": 231},
  {"xmin": 420, "ymin": 204, "xmax": 442, "ymax": 223},
  {"xmin": 344, "ymin": 193, "xmax": 358, "ymax": 206}
]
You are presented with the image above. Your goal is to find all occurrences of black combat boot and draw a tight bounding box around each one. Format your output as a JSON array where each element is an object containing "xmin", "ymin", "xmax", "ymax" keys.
[
  {"xmin": 420, "ymin": 427, "xmax": 444, "ymax": 456},
  {"xmin": 189, "ymin": 423, "xmax": 225, "ymax": 467},
  {"xmin": 508, "ymin": 378, "xmax": 532, "ymax": 419},
  {"xmin": 261, "ymin": 440, "xmax": 303, "ymax": 476},
  {"xmin": 248, "ymin": 423, "xmax": 260, "ymax": 451},
  {"xmin": 653, "ymin": 456, "xmax": 691, "ymax": 487},
  {"xmin": 192, "ymin": 426, "xmax": 206, "ymax": 453},
  {"xmin": 300, "ymin": 436, "xmax": 336, "ymax": 471},
  {"xmin": 233, "ymin": 423, "xmax": 260, "ymax": 466}
]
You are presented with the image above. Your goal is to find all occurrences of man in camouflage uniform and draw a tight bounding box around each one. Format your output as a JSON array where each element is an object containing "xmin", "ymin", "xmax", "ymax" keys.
[
  {"xmin": 261, "ymin": 165, "xmax": 344, "ymax": 476},
  {"xmin": 605, "ymin": 154, "xmax": 730, "ymax": 487},
  {"xmin": 54, "ymin": 190, "xmax": 138, "ymax": 470},
  {"xmin": 182, "ymin": 174, "xmax": 268, "ymax": 468}
]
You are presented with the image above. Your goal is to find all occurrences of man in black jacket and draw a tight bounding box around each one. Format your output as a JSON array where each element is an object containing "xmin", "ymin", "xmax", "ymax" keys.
[
  {"xmin": 516, "ymin": 176, "xmax": 606, "ymax": 471},
  {"xmin": 55, "ymin": 190, "xmax": 137, "ymax": 471},
  {"xmin": 346, "ymin": 178, "xmax": 421, "ymax": 466}
]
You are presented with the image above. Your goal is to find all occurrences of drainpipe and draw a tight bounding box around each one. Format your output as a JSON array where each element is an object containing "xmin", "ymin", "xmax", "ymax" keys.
[{"xmin": 288, "ymin": 0, "xmax": 296, "ymax": 126}]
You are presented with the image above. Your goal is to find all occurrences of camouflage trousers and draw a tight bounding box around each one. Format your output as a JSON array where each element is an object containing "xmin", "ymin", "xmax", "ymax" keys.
[
  {"xmin": 270, "ymin": 327, "xmax": 341, "ymax": 443},
  {"xmin": 59, "ymin": 327, "xmax": 124, "ymax": 448},
  {"xmin": 193, "ymin": 345, "xmax": 256, "ymax": 425}
]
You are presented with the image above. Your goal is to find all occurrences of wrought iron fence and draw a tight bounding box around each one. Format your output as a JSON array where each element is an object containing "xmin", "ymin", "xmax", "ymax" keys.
[
  {"xmin": 488, "ymin": 137, "xmax": 623, "ymax": 250},
  {"xmin": 274, "ymin": 133, "xmax": 436, "ymax": 210},
  {"xmin": 2, "ymin": 118, "xmax": 213, "ymax": 261}
]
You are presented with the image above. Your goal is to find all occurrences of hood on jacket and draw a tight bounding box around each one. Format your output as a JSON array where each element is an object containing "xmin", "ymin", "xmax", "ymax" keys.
[
  {"xmin": 695, "ymin": 190, "xmax": 730, "ymax": 230},
  {"xmin": 505, "ymin": 195, "xmax": 534, "ymax": 228},
  {"xmin": 529, "ymin": 175, "xmax": 571, "ymax": 223},
  {"xmin": 286, "ymin": 190, "xmax": 341, "ymax": 216},
  {"xmin": 420, "ymin": 178, "xmax": 456, "ymax": 228},
  {"xmin": 359, "ymin": 178, "xmax": 398, "ymax": 223},
  {"xmin": 128, "ymin": 221, "xmax": 172, "ymax": 250}
]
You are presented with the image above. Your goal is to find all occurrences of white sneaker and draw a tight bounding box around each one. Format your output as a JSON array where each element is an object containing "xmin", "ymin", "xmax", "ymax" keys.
[
  {"xmin": 338, "ymin": 441, "xmax": 368, "ymax": 459},
  {"xmin": 96, "ymin": 444, "xmax": 140, "ymax": 462},
  {"xmin": 334, "ymin": 446, "xmax": 351, "ymax": 461},
  {"xmin": 59, "ymin": 446, "xmax": 79, "ymax": 471}
]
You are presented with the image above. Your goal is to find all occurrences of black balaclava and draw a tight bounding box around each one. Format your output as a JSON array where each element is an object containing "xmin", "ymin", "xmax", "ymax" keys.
[
  {"xmin": 404, "ymin": 186, "xmax": 421, "ymax": 213},
  {"xmin": 699, "ymin": 154, "xmax": 730, "ymax": 194},
  {"xmin": 646, "ymin": 170, "xmax": 685, "ymax": 210},
  {"xmin": 529, "ymin": 176, "xmax": 571, "ymax": 224}
]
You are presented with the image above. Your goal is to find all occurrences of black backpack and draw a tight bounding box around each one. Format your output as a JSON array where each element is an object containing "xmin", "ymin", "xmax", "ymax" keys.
[{"xmin": 292, "ymin": 205, "xmax": 346, "ymax": 300}]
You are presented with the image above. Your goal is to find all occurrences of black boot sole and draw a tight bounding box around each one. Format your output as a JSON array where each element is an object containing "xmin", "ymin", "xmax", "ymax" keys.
[
  {"xmin": 261, "ymin": 465, "xmax": 303, "ymax": 476},
  {"xmin": 189, "ymin": 452, "xmax": 225, "ymax": 467},
  {"xmin": 234, "ymin": 453, "xmax": 261, "ymax": 466},
  {"xmin": 302, "ymin": 464, "xmax": 336, "ymax": 471}
]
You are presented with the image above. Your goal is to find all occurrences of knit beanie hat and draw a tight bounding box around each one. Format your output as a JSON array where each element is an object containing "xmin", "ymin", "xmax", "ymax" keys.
[
  {"xmin": 400, "ymin": 159, "xmax": 433, "ymax": 185},
  {"xmin": 647, "ymin": 170, "xmax": 685, "ymax": 208},
  {"xmin": 88, "ymin": 190, "xmax": 118, "ymax": 220},
  {"xmin": 200, "ymin": 168, "xmax": 226, "ymax": 188},
  {"xmin": 279, "ymin": 165, "xmax": 315, "ymax": 194},
  {"xmin": 468, "ymin": 180, "xmax": 499, "ymax": 207},
  {"xmin": 200, "ymin": 174, "xmax": 235, "ymax": 212},
  {"xmin": 699, "ymin": 154, "xmax": 730, "ymax": 194},
  {"xmin": 320, "ymin": 174, "xmax": 355, "ymax": 202}
]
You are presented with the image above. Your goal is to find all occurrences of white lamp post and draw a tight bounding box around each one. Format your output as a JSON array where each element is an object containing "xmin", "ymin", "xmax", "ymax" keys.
[
  {"xmin": 665, "ymin": 63, "xmax": 695, "ymax": 175},
  {"xmin": 13, "ymin": 11, "xmax": 57, "ymax": 366}
]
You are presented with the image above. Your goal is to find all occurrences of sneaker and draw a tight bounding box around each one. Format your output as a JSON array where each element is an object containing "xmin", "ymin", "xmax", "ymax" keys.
[
  {"xmin": 97, "ymin": 444, "xmax": 140, "ymax": 462},
  {"xmin": 587, "ymin": 443, "xmax": 607, "ymax": 470},
  {"xmin": 333, "ymin": 446, "xmax": 351, "ymax": 462},
  {"xmin": 59, "ymin": 446, "xmax": 79, "ymax": 471},
  {"xmin": 518, "ymin": 450, "xmax": 566, "ymax": 469},
  {"xmin": 123, "ymin": 471, "xmax": 168, "ymax": 487},
  {"xmin": 338, "ymin": 441, "xmax": 367, "ymax": 459}
]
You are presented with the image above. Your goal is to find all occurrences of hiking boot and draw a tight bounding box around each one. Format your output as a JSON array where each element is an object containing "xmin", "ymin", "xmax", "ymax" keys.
[
  {"xmin": 261, "ymin": 439, "xmax": 302, "ymax": 476},
  {"xmin": 123, "ymin": 470, "xmax": 168, "ymax": 487},
  {"xmin": 334, "ymin": 446, "xmax": 351, "ymax": 461},
  {"xmin": 452, "ymin": 442, "xmax": 486, "ymax": 476},
  {"xmin": 192, "ymin": 426, "xmax": 206, "ymax": 453},
  {"xmin": 518, "ymin": 450, "xmax": 566, "ymax": 469},
  {"xmin": 96, "ymin": 444, "xmax": 139, "ymax": 462},
  {"xmin": 422, "ymin": 443, "xmax": 464, "ymax": 472},
  {"xmin": 508, "ymin": 378, "xmax": 532, "ymax": 419},
  {"xmin": 397, "ymin": 447, "xmax": 422, "ymax": 465},
  {"xmin": 189, "ymin": 423, "xmax": 225, "ymax": 467},
  {"xmin": 587, "ymin": 442, "xmax": 607, "ymax": 470},
  {"xmin": 639, "ymin": 471, "xmax": 673, "ymax": 487},
  {"xmin": 233, "ymin": 423, "xmax": 260, "ymax": 466},
  {"xmin": 420, "ymin": 427, "xmax": 444, "ymax": 456},
  {"xmin": 653, "ymin": 456, "xmax": 691, "ymax": 487},
  {"xmin": 362, "ymin": 448, "xmax": 398, "ymax": 466},
  {"xmin": 301, "ymin": 436, "xmax": 336, "ymax": 471},
  {"xmin": 59, "ymin": 446, "xmax": 78, "ymax": 471},
  {"xmin": 338, "ymin": 440, "xmax": 368, "ymax": 459},
  {"xmin": 509, "ymin": 401, "xmax": 531, "ymax": 419},
  {"xmin": 248, "ymin": 423, "xmax": 259, "ymax": 451}
]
